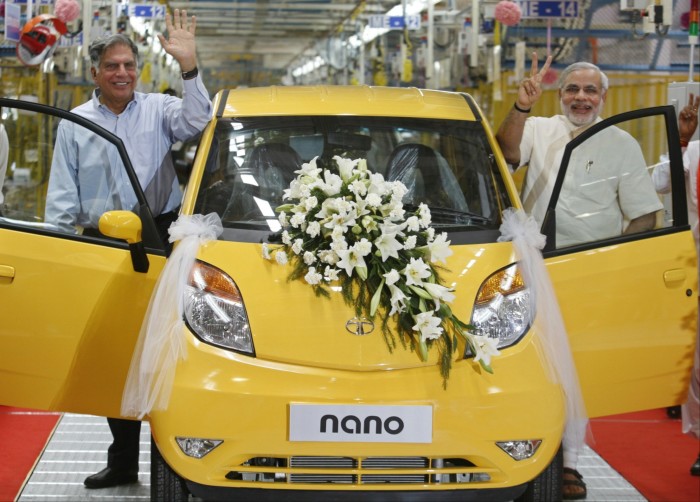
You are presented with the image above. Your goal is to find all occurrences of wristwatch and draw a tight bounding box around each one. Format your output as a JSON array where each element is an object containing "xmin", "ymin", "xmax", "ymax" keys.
[{"xmin": 182, "ymin": 67, "xmax": 198, "ymax": 80}]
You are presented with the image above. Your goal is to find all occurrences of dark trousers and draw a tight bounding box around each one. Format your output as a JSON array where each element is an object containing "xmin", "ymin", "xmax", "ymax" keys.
[
  {"xmin": 107, "ymin": 417, "xmax": 142, "ymax": 471},
  {"xmin": 100, "ymin": 210, "xmax": 178, "ymax": 473}
]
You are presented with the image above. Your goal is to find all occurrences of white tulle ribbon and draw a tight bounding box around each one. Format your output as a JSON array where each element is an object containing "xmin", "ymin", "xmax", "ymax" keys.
[
  {"xmin": 498, "ymin": 208, "xmax": 590, "ymax": 458},
  {"xmin": 121, "ymin": 213, "xmax": 223, "ymax": 419}
]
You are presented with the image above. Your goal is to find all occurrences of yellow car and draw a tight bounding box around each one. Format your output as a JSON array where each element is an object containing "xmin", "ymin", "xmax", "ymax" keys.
[{"xmin": 0, "ymin": 88, "xmax": 695, "ymax": 501}]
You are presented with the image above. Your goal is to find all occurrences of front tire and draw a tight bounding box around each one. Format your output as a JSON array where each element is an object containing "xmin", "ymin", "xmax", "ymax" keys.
[
  {"xmin": 515, "ymin": 445, "xmax": 563, "ymax": 502},
  {"xmin": 151, "ymin": 436, "xmax": 190, "ymax": 501}
]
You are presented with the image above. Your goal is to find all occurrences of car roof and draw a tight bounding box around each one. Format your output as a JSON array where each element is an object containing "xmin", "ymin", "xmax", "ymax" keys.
[{"xmin": 213, "ymin": 85, "xmax": 480, "ymax": 121}]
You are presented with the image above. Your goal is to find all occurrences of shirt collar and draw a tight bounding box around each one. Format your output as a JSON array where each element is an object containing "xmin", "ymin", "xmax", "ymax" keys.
[{"xmin": 91, "ymin": 89, "xmax": 140, "ymax": 115}]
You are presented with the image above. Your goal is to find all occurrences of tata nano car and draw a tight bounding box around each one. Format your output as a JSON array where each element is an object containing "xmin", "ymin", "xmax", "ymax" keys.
[{"xmin": 0, "ymin": 88, "xmax": 695, "ymax": 502}]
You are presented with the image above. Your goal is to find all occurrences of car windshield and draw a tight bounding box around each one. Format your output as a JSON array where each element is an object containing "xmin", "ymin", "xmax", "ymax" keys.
[{"xmin": 193, "ymin": 115, "xmax": 511, "ymax": 244}]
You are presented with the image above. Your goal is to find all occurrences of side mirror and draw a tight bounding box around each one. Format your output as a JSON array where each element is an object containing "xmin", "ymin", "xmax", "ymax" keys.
[
  {"xmin": 99, "ymin": 211, "xmax": 150, "ymax": 273},
  {"xmin": 16, "ymin": 14, "xmax": 67, "ymax": 67}
]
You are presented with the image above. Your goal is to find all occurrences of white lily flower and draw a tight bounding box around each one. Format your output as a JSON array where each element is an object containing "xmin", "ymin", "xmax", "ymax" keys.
[
  {"xmin": 356, "ymin": 158, "xmax": 368, "ymax": 173},
  {"xmin": 296, "ymin": 156, "xmax": 322, "ymax": 177},
  {"xmin": 412, "ymin": 311, "xmax": 443, "ymax": 341},
  {"xmin": 424, "ymin": 282, "xmax": 456, "ymax": 309},
  {"xmin": 388, "ymin": 284, "xmax": 408, "ymax": 315},
  {"xmin": 321, "ymin": 170, "xmax": 343, "ymax": 196},
  {"xmin": 336, "ymin": 247, "xmax": 367, "ymax": 278},
  {"xmin": 472, "ymin": 335, "xmax": 501, "ymax": 367},
  {"xmin": 404, "ymin": 257, "xmax": 431, "ymax": 286},
  {"xmin": 361, "ymin": 215, "xmax": 378, "ymax": 233},
  {"xmin": 334, "ymin": 155, "xmax": 358, "ymax": 181},
  {"xmin": 426, "ymin": 232, "xmax": 453, "ymax": 264},
  {"xmin": 324, "ymin": 266, "xmax": 340, "ymax": 282},
  {"xmin": 374, "ymin": 232, "xmax": 403, "ymax": 262},
  {"xmin": 384, "ymin": 269, "xmax": 401, "ymax": 286}
]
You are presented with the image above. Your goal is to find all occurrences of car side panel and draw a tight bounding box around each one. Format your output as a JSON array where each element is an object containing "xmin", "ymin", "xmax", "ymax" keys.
[
  {"xmin": 0, "ymin": 228, "xmax": 165, "ymax": 418},
  {"xmin": 547, "ymin": 231, "xmax": 697, "ymax": 417}
]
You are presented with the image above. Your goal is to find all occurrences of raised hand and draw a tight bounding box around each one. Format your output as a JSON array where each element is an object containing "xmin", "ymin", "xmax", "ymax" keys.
[
  {"xmin": 158, "ymin": 9, "xmax": 197, "ymax": 72},
  {"xmin": 679, "ymin": 93, "xmax": 700, "ymax": 144},
  {"xmin": 516, "ymin": 52, "xmax": 553, "ymax": 111}
]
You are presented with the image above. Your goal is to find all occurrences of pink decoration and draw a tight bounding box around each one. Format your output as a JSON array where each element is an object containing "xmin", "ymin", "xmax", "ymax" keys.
[
  {"xmin": 494, "ymin": 1, "xmax": 522, "ymax": 27},
  {"xmin": 55, "ymin": 0, "xmax": 81, "ymax": 23}
]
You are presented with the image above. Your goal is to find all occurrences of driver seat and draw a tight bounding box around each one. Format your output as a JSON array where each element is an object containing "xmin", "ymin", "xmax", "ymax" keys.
[
  {"xmin": 386, "ymin": 143, "xmax": 467, "ymax": 210},
  {"xmin": 224, "ymin": 143, "xmax": 302, "ymax": 220}
]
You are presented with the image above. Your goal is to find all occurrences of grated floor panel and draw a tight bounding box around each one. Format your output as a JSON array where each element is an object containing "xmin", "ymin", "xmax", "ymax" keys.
[{"xmin": 16, "ymin": 413, "xmax": 647, "ymax": 501}]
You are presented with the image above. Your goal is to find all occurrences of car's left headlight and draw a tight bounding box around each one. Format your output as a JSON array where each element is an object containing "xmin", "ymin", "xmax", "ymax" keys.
[
  {"xmin": 184, "ymin": 260, "xmax": 254, "ymax": 355},
  {"xmin": 468, "ymin": 263, "xmax": 532, "ymax": 355}
]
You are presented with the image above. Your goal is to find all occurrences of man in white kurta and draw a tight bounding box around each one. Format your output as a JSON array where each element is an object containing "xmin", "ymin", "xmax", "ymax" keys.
[
  {"xmin": 496, "ymin": 54, "xmax": 662, "ymax": 499},
  {"xmin": 521, "ymin": 115, "xmax": 663, "ymax": 247}
]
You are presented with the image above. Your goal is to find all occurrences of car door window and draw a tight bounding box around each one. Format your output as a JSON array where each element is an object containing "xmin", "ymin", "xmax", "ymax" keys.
[
  {"xmin": 0, "ymin": 99, "xmax": 164, "ymax": 251},
  {"xmin": 543, "ymin": 107, "xmax": 684, "ymax": 251}
]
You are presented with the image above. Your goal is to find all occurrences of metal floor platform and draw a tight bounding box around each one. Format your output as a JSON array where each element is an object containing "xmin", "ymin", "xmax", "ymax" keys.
[{"xmin": 16, "ymin": 413, "xmax": 648, "ymax": 501}]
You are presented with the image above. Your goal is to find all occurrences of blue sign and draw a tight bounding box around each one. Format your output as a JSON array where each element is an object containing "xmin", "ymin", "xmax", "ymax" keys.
[
  {"xmin": 9, "ymin": 0, "xmax": 54, "ymax": 4},
  {"xmin": 128, "ymin": 5, "xmax": 166, "ymax": 18},
  {"xmin": 368, "ymin": 14, "xmax": 421, "ymax": 30},
  {"xmin": 517, "ymin": 1, "xmax": 579, "ymax": 19}
]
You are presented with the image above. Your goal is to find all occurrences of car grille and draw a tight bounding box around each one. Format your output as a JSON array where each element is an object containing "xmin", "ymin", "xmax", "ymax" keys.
[{"xmin": 225, "ymin": 456, "xmax": 493, "ymax": 485}]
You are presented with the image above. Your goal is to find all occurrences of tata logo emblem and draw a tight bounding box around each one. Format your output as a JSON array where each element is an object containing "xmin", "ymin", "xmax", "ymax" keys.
[{"xmin": 345, "ymin": 317, "xmax": 374, "ymax": 336}]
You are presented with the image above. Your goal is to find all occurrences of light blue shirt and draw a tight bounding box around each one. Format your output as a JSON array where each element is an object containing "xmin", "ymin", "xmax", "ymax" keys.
[{"xmin": 45, "ymin": 75, "xmax": 212, "ymax": 232}]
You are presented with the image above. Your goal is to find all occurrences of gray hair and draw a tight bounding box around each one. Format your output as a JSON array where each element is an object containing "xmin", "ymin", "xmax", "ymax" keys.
[
  {"xmin": 88, "ymin": 34, "xmax": 139, "ymax": 69},
  {"xmin": 558, "ymin": 62, "xmax": 609, "ymax": 92}
]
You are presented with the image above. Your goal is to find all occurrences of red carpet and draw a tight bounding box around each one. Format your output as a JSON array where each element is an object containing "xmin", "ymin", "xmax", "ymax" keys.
[
  {"xmin": 0, "ymin": 406, "xmax": 60, "ymax": 502},
  {"xmin": 590, "ymin": 408, "xmax": 700, "ymax": 502}
]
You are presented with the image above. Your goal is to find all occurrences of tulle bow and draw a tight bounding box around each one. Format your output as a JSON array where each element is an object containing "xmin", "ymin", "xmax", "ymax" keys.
[{"xmin": 121, "ymin": 213, "xmax": 223, "ymax": 419}]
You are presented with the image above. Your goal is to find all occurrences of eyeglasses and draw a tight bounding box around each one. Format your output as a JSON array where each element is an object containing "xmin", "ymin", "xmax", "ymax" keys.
[{"xmin": 562, "ymin": 85, "xmax": 601, "ymax": 96}]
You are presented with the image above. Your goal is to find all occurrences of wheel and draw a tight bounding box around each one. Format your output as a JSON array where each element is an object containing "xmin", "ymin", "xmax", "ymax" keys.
[
  {"xmin": 515, "ymin": 445, "xmax": 563, "ymax": 502},
  {"xmin": 151, "ymin": 436, "xmax": 190, "ymax": 501}
]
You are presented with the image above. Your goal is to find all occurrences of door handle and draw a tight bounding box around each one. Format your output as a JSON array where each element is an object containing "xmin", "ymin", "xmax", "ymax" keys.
[
  {"xmin": 663, "ymin": 269, "xmax": 686, "ymax": 287},
  {"xmin": 0, "ymin": 264, "xmax": 15, "ymax": 283}
]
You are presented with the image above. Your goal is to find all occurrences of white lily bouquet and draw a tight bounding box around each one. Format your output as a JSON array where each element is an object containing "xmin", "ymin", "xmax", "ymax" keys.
[{"xmin": 263, "ymin": 155, "xmax": 498, "ymax": 383}]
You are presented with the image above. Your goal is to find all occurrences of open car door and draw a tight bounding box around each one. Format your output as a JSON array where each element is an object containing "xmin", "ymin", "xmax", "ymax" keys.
[
  {"xmin": 541, "ymin": 105, "xmax": 697, "ymax": 417},
  {"xmin": 0, "ymin": 98, "xmax": 169, "ymax": 419}
]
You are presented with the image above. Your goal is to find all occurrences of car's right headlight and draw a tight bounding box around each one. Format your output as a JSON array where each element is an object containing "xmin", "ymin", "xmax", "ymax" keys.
[
  {"xmin": 468, "ymin": 263, "xmax": 532, "ymax": 355},
  {"xmin": 184, "ymin": 260, "xmax": 254, "ymax": 355}
]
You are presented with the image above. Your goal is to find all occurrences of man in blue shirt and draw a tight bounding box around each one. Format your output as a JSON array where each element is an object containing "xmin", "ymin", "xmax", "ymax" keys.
[{"xmin": 45, "ymin": 9, "xmax": 212, "ymax": 489}]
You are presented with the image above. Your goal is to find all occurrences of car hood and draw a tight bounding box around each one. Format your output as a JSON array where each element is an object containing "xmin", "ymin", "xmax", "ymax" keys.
[{"xmin": 195, "ymin": 240, "xmax": 517, "ymax": 371}]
